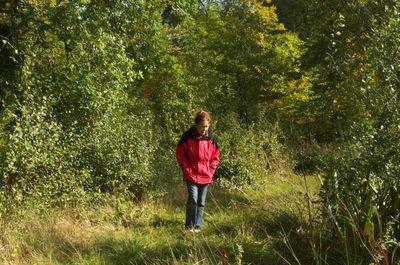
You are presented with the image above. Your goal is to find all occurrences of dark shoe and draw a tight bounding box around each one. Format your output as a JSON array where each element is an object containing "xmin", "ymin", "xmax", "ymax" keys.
[{"xmin": 193, "ymin": 226, "xmax": 202, "ymax": 233}]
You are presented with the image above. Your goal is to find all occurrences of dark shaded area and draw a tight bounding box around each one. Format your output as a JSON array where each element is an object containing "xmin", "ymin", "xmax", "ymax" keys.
[{"xmin": 272, "ymin": 0, "xmax": 309, "ymax": 37}]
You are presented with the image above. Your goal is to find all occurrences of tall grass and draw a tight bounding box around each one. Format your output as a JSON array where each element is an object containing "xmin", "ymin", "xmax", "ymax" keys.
[{"xmin": 0, "ymin": 174, "xmax": 319, "ymax": 265}]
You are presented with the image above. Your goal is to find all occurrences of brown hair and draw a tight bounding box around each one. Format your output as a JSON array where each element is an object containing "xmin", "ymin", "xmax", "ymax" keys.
[{"xmin": 194, "ymin": 110, "xmax": 211, "ymax": 125}]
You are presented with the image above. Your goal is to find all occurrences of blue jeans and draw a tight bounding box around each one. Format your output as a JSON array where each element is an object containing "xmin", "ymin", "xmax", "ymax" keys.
[{"xmin": 185, "ymin": 181, "xmax": 209, "ymax": 229}]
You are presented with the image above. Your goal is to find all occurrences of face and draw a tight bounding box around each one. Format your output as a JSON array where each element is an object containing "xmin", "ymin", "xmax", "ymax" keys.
[{"xmin": 195, "ymin": 120, "xmax": 210, "ymax": 136}]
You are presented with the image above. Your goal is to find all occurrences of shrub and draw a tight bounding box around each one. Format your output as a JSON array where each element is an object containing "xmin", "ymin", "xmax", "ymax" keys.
[
  {"xmin": 81, "ymin": 100, "xmax": 157, "ymax": 199},
  {"xmin": 214, "ymin": 113, "xmax": 292, "ymax": 189},
  {"xmin": 0, "ymin": 94, "xmax": 88, "ymax": 207},
  {"xmin": 319, "ymin": 5, "xmax": 400, "ymax": 263}
]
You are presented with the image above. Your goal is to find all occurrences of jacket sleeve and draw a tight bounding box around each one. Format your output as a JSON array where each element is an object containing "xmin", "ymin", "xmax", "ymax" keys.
[
  {"xmin": 176, "ymin": 140, "xmax": 188, "ymax": 169},
  {"xmin": 209, "ymin": 139, "xmax": 220, "ymax": 169}
]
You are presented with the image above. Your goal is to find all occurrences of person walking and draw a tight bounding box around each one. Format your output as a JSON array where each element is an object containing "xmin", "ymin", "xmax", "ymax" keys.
[{"xmin": 176, "ymin": 111, "xmax": 220, "ymax": 232}]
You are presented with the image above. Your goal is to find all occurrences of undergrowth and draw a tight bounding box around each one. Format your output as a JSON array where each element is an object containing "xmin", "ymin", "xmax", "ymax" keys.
[{"xmin": 0, "ymin": 174, "xmax": 319, "ymax": 265}]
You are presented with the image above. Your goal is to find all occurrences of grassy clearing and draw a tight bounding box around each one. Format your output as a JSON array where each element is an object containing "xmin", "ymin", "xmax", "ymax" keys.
[{"xmin": 0, "ymin": 174, "xmax": 320, "ymax": 265}]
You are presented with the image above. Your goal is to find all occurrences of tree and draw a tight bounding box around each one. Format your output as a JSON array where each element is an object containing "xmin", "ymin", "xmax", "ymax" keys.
[
  {"xmin": 0, "ymin": 0, "xmax": 168, "ymax": 206},
  {"xmin": 174, "ymin": 0, "xmax": 311, "ymax": 124},
  {"xmin": 302, "ymin": 1, "xmax": 400, "ymax": 263}
]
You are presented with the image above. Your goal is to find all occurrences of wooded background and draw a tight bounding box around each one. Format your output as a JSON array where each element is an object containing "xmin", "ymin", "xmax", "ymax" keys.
[{"xmin": 1, "ymin": 1, "xmax": 399, "ymax": 263}]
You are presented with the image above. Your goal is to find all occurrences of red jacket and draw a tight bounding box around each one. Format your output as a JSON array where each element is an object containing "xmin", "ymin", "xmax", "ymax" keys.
[{"xmin": 176, "ymin": 127, "xmax": 220, "ymax": 184}]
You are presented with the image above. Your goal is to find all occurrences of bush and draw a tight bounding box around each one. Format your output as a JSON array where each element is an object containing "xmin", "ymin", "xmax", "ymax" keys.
[
  {"xmin": 214, "ymin": 114, "xmax": 292, "ymax": 189},
  {"xmin": 81, "ymin": 100, "xmax": 157, "ymax": 199},
  {"xmin": 318, "ymin": 6, "xmax": 400, "ymax": 263},
  {"xmin": 0, "ymin": 92, "xmax": 159, "ymax": 207},
  {"xmin": 0, "ymin": 94, "xmax": 89, "ymax": 207}
]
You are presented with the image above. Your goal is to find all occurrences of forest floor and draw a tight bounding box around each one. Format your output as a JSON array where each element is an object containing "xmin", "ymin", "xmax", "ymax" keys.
[{"xmin": 0, "ymin": 174, "xmax": 320, "ymax": 265}]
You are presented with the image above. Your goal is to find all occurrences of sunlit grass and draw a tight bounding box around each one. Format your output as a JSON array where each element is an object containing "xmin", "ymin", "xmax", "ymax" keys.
[{"xmin": 0, "ymin": 174, "xmax": 320, "ymax": 265}]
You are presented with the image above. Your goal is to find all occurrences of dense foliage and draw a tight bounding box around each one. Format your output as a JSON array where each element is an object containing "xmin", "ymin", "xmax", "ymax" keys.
[
  {"xmin": 0, "ymin": 0, "xmax": 303, "ymax": 206},
  {"xmin": 323, "ymin": 6, "xmax": 400, "ymax": 265},
  {"xmin": 289, "ymin": 0, "xmax": 400, "ymax": 263},
  {"xmin": 1, "ymin": 0, "xmax": 399, "ymax": 263}
]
